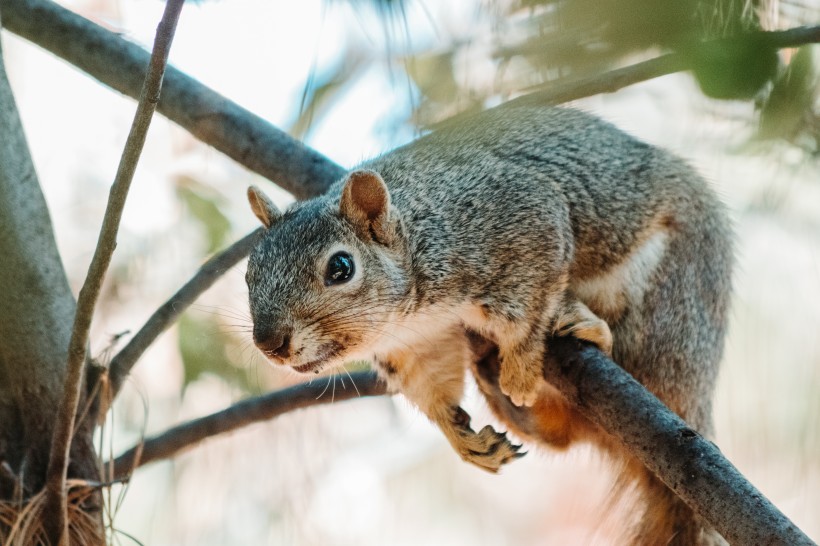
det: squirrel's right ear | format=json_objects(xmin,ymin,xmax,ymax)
[
  {"xmin": 339, "ymin": 170, "xmax": 394, "ymax": 244},
  {"xmin": 247, "ymin": 185, "xmax": 282, "ymax": 228}
]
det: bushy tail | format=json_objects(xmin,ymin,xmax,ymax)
[{"xmin": 603, "ymin": 453, "xmax": 726, "ymax": 546}]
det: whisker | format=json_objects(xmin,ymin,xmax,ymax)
[
  {"xmin": 342, "ymin": 366, "xmax": 362, "ymax": 397},
  {"xmin": 316, "ymin": 375, "xmax": 333, "ymax": 400}
]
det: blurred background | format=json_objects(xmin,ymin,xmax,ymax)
[{"xmin": 3, "ymin": 0, "xmax": 819, "ymax": 543}]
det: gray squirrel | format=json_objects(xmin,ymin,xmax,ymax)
[{"xmin": 245, "ymin": 105, "xmax": 732, "ymax": 545}]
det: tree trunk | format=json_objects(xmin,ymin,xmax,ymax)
[{"xmin": 0, "ymin": 17, "xmax": 101, "ymax": 540}]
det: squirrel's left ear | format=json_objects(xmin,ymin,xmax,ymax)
[
  {"xmin": 247, "ymin": 185, "xmax": 282, "ymax": 228},
  {"xmin": 339, "ymin": 170, "xmax": 393, "ymax": 244}
]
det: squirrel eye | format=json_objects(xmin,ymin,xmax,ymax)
[{"xmin": 325, "ymin": 252, "xmax": 355, "ymax": 285}]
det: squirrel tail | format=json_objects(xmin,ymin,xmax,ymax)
[{"xmin": 606, "ymin": 454, "xmax": 726, "ymax": 546}]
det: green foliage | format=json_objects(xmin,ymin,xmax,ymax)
[
  {"xmin": 176, "ymin": 179, "xmax": 231, "ymax": 254},
  {"xmin": 177, "ymin": 313, "xmax": 261, "ymax": 395},
  {"xmin": 689, "ymin": 34, "xmax": 779, "ymax": 99},
  {"xmin": 759, "ymin": 46, "xmax": 819, "ymax": 151},
  {"xmin": 321, "ymin": 0, "xmax": 816, "ymax": 150}
]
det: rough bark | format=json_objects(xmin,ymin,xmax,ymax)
[
  {"xmin": 0, "ymin": 5, "xmax": 99, "ymax": 523},
  {"xmin": 0, "ymin": 0, "xmax": 346, "ymax": 200}
]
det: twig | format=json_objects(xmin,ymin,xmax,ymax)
[
  {"xmin": 470, "ymin": 335, "xmax": 815, "ymax": 546},
  {"xmin": 0, "ymin": 0, "xmax": 347, "ymax": 199},
  {"xmin": 111, "ymin": 371, "xmax": 386, "ymax": 478},
  {"xmin": 506, "ymin": 53, "xmax": 687, "ymax": 109},
  {"xmin": 514, "ymin": 25, "xmax": 820, "ymax": 108},
  {"xmin": 105, "ymin": 228, "xmax": 263, "ymax": 402},
  {"xmin": 761, "ymin": 24, "xmax": 820, "ymax": 48},
  {"xmin": 42, "ymin": 1, "xmax": 185, "ymax": 543},
  {"xmin": 436, "ymin": 25, "xmax": 820, "ymax": 128}
]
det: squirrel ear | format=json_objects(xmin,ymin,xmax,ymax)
[
  {"xmin": 247, "ymin": 185, "xmax": 282, "ymax": 228},
  {"xmin": 339, "ymin": 170, "xmax": 392, "ymax": 243}
]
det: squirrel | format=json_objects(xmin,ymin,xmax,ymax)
[{"xmin": 244, "ymin": 105, "xmax": 732, "ymax": 545}]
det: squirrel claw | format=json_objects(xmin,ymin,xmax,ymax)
[{"xmin": 457, "ymin": 424, "xmax": 526, "ymax": 473}]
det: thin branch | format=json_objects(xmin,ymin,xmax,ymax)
[
  {"xmin": 761, "ymin": 24, "xmax": 820, "ymax": 48},
  {"xmin": 437, "ymin": 25, "xmax": 820, "ymax": 128},
  {"xmin": 469, "ymin": 335, "xmax": 815, "ymax": 546},
  {"xmin": 512, "ymin": 25, "xmax": 820, "ymax": 108},
  {"xmin": 507, "ymin": 53, "xmax": 687, "ymax": 109},
  {"xmin": 0, "ymin": 0, "xmax": 346, "ymax": 199},
  {"xmin": 105, "ymin": 229, "xmax": 263, "ymax": 402},
  {"xmin": 42, "ymin": 1, "xmax": 185, "ymax": 543},
  {"xmin": 109, "ymin": 336, "xmax": 816, "ymax": 543},
  {"xmin": 111, "ymin": 371, "xmax": 386, "ymax": 478}
]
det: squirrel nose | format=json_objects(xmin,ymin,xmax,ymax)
[{"xmin": 253, "ymin": 326, "xmax": 292, "ymax": 359}]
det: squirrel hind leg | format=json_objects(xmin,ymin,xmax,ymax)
[{"xmin": 553, "ymin": 299, "xmax": 613, "ymax": 355}]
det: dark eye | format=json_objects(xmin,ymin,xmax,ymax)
[{"xmin": 325, "ymin": 252, "xmax": 355, "ymax": 285}]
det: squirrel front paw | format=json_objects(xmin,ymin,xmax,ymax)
[{"xmin": 499, "ymin": 354, "xmax": 541, "ymax": 407}]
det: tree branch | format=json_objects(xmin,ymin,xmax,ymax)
[
  {"xmin": 105, "ymin": 229, "xmax": 263, "ymax": 402},
  {"xmin": 513, "ymin": 25, "xmax": 820, "ymax": 108},
  {"xmin": 3, "ymin": 0, "xmax": 815, "ymax": 201},
  {"xmin": 436, "ymin": 25, "xmax": 820, "ymax": 129},
  {"xmin": 469, "ymin": 335, "xmax": 815, "ymax": 546},
  {"xmin": 42, "ymin": 1, "xmax": 185, "ymax": 542},
  {"xmin": 111, "ymin": 371, "xmax": 386, "ymax": 478},
  {"xmin": 4, "ymin": 3, "xmax": 813, "ymax": 539},
  {"xmin": 0, "ymin": 0, "xmax": 346, "ymax": 199},
  {"xmin": 110, "ymin": 337, "xmax": 815, "ymax": 544}
]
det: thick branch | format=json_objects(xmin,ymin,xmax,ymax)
[
  {"xmin": 4, "ymin": 0, "xmax": 816, "ymax": 201},
  {"xmin": 470, "ymin": 335, "xmax": 814, "ymax": 546},
  {"xmin": 112, "ymin": 371, "xmax": 386, "ymax": 478},
  {"xmin": 0, "ymin": 0, "xmax": 346, "ymax": 199},
  {"xmin": 110, "ymin": 337, "xmax": 814, "ymax": 543},
  {"xmin": 106, "ymin": 229, "xmax": 263, "ymax": 400},
  {"xmin": 43, "ymin": 2, "xmax": 185, "ymax": 542}
]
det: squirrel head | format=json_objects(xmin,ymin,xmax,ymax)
[{"xmin": 245, "ymin": 170, "xmax": 410, "ymax": 374}]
